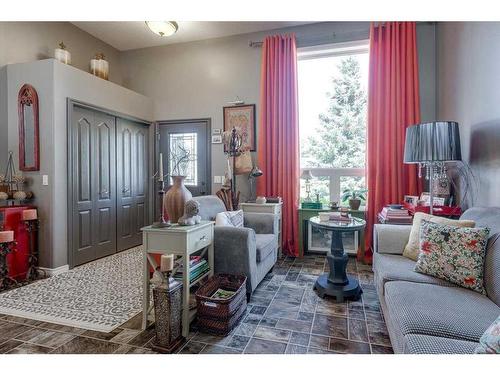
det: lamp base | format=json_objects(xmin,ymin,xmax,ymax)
[{"xmin": 150, "ymin": 336, "xmax": 185, "ymax": 354}]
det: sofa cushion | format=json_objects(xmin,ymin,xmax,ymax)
[
  {"xmin": 255, "ymin": 234, "xmax": 277, "ymax": 263},
  {"xmin": 403, "ymin": 334, "xmax": 478, "ymax": 354},
  {"xmin": 414, "ymin": 221, "xmax": 490, "ymax": 293},
  {"xmin": 384, "ymin": 281, "xmax": 500, "ymax": 342},
  {"xmin": 461, "ymin": 207, "xmax": 500, "ymax": 306},
  {"xmin": 474, "ymin": 315, "xmax": 500, "ymax": 354},
  {"xmin": 373, "ymin": 251, "xmax": 454, "ymax": 296},
  {"xmin": 403, "ymin": 212, "xmax": 475, "ymax": 261},
  {"xmin": 215, "ymin": 210, "xmax": 244, "ymax": 227}
]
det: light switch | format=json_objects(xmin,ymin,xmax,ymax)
[
  {"xmin": 42, "ymin": 175, "xmax": 49, "ymax": 186},
  {"xmin": 214, "ymin": 176, "xmax": 222, "ymax": 184}
]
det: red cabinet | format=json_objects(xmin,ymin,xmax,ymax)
[{"xmin": 0, "ymin": 205, "xmax": 35, "ymax": 280}]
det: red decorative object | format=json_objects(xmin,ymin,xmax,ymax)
[
  {"xmin": 0, "ymin": 205, "xmax": 35, "ymax": 280},
  {"xmin": 365, "ymin": 22, "xmax": 422, "ymax": 264},
  {"xmin": 257, "ymin": 34, "xmax": 300, "ymax": 256},
  {"xmin": 18, "ymin": 84, "xmax": 40, "ymax": 171},
  {"xmin": 403, "ymin": 202, "xmax": 462, "ymax": 217}
]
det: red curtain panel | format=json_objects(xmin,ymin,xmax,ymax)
[
  {"xmin": 257, "ymin": 34, "xmax": 300, "ymax": 257},
  {"xmin": 364, "ymin": 22, "xmax": 422, "ymax": 263}
]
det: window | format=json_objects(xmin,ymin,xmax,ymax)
[
  {"xmin": 298, "ymin": 40, "xmax": 369, "ymax": 205},
  {"xmin": 169, "ymin": 132, "xmax": 198, "ymax": 186}
]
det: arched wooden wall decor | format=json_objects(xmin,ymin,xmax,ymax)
[{"xmin": 18, "ymin": 84, "xmax": 40, "ymax": 171}]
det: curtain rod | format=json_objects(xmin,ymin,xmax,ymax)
[{"xmin": 248, "ymin": 22, "xmax": 435, "ymax": 48}]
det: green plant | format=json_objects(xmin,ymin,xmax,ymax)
[{"xmin": 341, "ymin": 188, "xmax": 367, "ymax": 202}]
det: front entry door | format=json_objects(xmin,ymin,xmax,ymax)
[{"xmin": 158, "ymin": 120, "xmax": 210, "ymax": 197}]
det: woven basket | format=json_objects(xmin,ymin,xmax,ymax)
[
  {"xmin": 195, "ymin": 273, "xmax": 247, "ymax": 319},
  {"xmin": 197, "ymin": 299, "xmax": 247, "ymax": 336}
]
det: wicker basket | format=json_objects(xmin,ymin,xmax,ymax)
[
  {"xmin": 195, "ymin": 273, "xmax": 247, "ymax": 319},
  {"xmin": 196, "ymin": 299, "xmax": 247, "ymax": 336}
]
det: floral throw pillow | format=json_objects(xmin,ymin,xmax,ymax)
[
  {"xmin": 475, "ymin": 315, "xmax": 500, "ymax": 354},
  {"xmin": 414, "ymin": 220, "xmax": 490, "ymax": 293}
]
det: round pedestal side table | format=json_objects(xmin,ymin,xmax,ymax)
[{"xmin": 310, "ymin": 216, "xmax": 366, "ymax": 302}]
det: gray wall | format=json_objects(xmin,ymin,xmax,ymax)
[
  {"xmin": 121, "ymin": 22, "xmax": 436, "ymax": 200},
  {"xmin": 0, "ymin": 66, "xmax": 7, "ymax": 172},
  {"xmin": 5, "ymin": 59, "xmax": 153, "ymax": 269},
  {"xmin": 437, "ymin": 22, "xmax": 500, "ymax": 207},
  {"xmin": 0, "ymin": 22, "xmax": 123, "ymax": 84}
]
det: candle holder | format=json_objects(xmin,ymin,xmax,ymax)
[
  {"xmin": 152, "ymin": 180, "xmax": 171, "ymax": 228},
  {"xmin": 151, "ymin": 269, "xmax": 184, "ymax": 353},
  {"xmin": 24, "ymin": 219, "xmax": 45, "ymax": 281},
  {"xmin": 0, "ymin": 241, "xmax": 18, "ymax": 291}
]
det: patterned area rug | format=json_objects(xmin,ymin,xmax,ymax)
[{"xmin": 0, "ymin": 246, "xmax": 143, "ymax": 333}]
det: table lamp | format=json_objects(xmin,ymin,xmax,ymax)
[
  {"xmin": 248, "ymin": 165, "xmax": 263, "ymax": 202},
  {"xmin": 403, "ymin": 121, "xmax": 462, "ymax": 215},
  {"xmin": 300, "ymin": 169, "xmax": 314, "ymax": 202}
]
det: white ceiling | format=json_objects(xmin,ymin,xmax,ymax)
[{"xmin": 72, "ymin": 21, "xmax": 309, "ymax": 51}]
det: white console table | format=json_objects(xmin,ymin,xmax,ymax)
[
  {"xmin": 240, "ymin": 202, "xmax": 283, "ymax": 254},
  {"xmin": 141, "ymin": 221, "xmax": 214, "ymax": 337}
]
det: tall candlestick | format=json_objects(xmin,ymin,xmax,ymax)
[
  {"xmin": 159, "ymin": 153, "xmax": 164, "ymax": 182},
  {"xmin": 160, "ymin": 254, "xmax": 174, "ymax": 272},
  {"xmin": 22, "ymin": 209, "xmax": 38, "ymax": 221},
  {"xmin": 0, "ymin": 231, "xmax": 14, "ymax": 243}
]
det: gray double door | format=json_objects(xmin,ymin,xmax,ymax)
[{"xmin": 70, "ymin": 105, "xmax": 150, "ymax": 266}]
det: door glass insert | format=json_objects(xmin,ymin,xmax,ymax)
[{"xmin": 169, "ymin": 132, "xmax": 198, "ymax": 186}]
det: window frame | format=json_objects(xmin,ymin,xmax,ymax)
[{"xmin": 297, "ymin": 39, "xmax": 369, "ymax": 205}]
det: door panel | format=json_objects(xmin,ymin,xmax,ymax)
[
  {"xmin": 116, "ymin": 118, "xmax": 149, "ymax": 251},
  {"xmin": 158, "ymin": 121, "xmax": 210, "ymax": 197},
  {"xmin": 93, "ymin": 112, "xmax": 116, "ymax": 257},
  {"xmin": 71, "ymin": 106, "xmax": 116, "ymax": 266}
]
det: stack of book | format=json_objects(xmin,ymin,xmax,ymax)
[
  {"xmin": 378, "ymin": 206, "xmax": 413, "ymax": 224},
  {"xmin": 174, "ymin": 256, "xmax": 210, "ymax": 283},
  {"xmin": 329, "ymin": 212, "xmax": 351, "ymax": 223}
]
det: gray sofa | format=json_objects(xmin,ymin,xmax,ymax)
[
  {"xmin": 193, "ymin": 195, "xmax": 279, "ymax": 298},
  {"xmin": 373, "ymin": 207, "xmax": 500, "ymax": 354}
]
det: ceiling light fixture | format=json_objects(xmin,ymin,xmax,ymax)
[{"xmin": 145, "ymin": 21, "xmax": 179, "ymax": 37}]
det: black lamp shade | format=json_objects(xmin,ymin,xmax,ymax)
[{"xmin": 404, "ymin": 121, "xmax": 462, "ymax": 163}]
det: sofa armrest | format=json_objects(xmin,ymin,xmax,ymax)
[
  {"xmin": 214, "ymin": 226, "xmax": 257, "ymax": 275},
  {"xmin": 243, "ymin": 212, "xmax": 278, "ymax": 235},
  {"xmin": 373, "ymin": 224, "xmax": 412, "ymax": 255}
]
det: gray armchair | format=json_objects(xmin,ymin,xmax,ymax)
[{"xmin": 193, "ymin": 195, "xmax": 279, "ymax": 298}]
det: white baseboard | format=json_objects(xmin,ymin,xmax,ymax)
[{"xmin": 39, "ymin": 265, "xmax": 69, "ymax": 277}]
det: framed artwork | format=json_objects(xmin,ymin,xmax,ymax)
[
  {"xmin": 404, "ymin": 195, "xmax": 419, "ymax": 205},
  {"xmin": 223, "ymin": 104, "xmax": 256, "ymax": 152},
  {"xmin": 211, "ymin": 134, "xmax": 222, "ymax": 144}
]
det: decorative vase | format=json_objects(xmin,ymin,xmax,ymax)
[
  {"xmin": 54, "ymin": 42, "xmax": 71, "ymax": 65},
  {"xmin": 90, "ymin": 53, "xmax": 109, "ymax": 80},
  {"xmin": 256, "ymin": 196, "xmax": 267, "ymax": 204},
  {"xmin": 164, "ymin": 176, "xmax": 192, "ymax": 224},
  {"xmin": 349, "ymin": 198, "xmax": 361, "ymax": 211}
]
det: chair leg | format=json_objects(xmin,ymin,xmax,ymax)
[{"xmin": 246, "ymin": 292, "xmax": 251, "ymax": 303}]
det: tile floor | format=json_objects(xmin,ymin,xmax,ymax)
[{"xmin": 0, "ymin": 254, "xmax": 393, "ymax": 354}]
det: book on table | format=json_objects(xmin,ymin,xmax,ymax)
[{"xmin": 174, "ymin": 257, "xmax": 210, "ymax": 282}]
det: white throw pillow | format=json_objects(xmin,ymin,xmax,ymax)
[{"xmin": 215, "ymin": 210, "xmax": 244, "ymax": 228}]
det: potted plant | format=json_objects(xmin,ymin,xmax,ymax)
[{"xmin": 341, "ymin": 189, "xmax": 367, "ymax": 210}]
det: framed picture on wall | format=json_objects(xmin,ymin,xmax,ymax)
[{"xmin": 223, "ymin": 104, "xmax": 256, "ymax": 152}]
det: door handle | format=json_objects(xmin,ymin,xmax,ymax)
[
  {"xmin": 101, "ymin": 189, "xmax": 109, "ymax": 196},
  {"xmin": 122, "ymin": 187, "xmax": 130, "ymax": 194}
]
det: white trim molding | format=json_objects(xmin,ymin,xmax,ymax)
[{"xmin": 39, "ymin": 264, "xmax": 69, "ymax": 277}]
